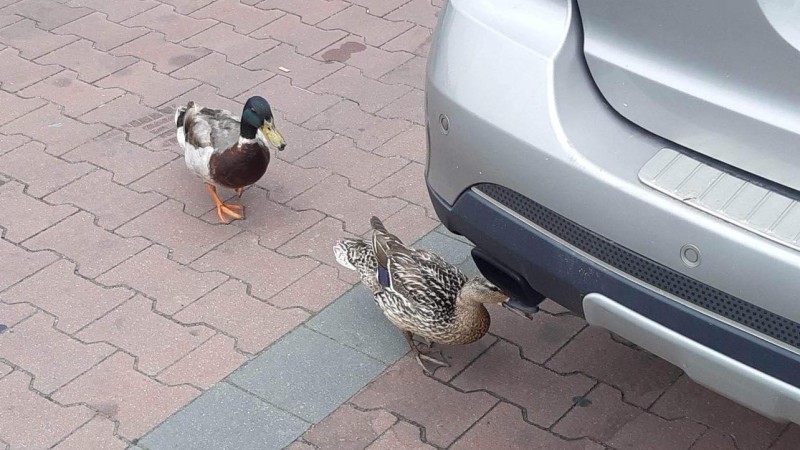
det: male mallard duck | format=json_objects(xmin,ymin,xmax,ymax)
[
  {"xmin": 175, "ymin": 96, "xmax": 286, "ymax": 223},
  {"xmin": 334, "ymin": 217, "xmax": 510, "ymax": 374}
]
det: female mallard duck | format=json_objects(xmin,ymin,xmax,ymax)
[
  {"xmin": 334, "ymin": 217, "xmax": 510, "ymax": 374},
  {"xmin": 175, "ymin": 96, "xmax": 286, "ymax": 223}
]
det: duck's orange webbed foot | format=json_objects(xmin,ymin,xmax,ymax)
[{"xmin": 206, "ymin": 183, "xmax": 245, "ymax": 223}]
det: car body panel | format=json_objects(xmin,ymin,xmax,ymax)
[{"xmin": 577, "ymin": 0, "xmax": 800, "ymax": 192}]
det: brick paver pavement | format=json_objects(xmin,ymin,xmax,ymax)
[{"xmin": 0, "ymin": 1, "xmax": 795, "ymax": 449}]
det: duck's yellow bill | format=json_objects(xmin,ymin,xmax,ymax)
[{"xmin": 261, "ymin": 121, "xmax": 286, "ymax": 150}]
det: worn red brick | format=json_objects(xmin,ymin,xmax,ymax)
[
  {"xmin": 0, "ymin": 19, "xmax": 78, "ymax": 59},
  {"xmin": 0, "ymin": 48, "xmax": 60, "ymax": 92},
  {"xmin": 0, "ymin": 141, "xmax": 94, "ymax": 197},
  {"xmin": 53, "ymin": 352, "xmax": 200, "ymax": 439},
  {"xmin": 319, "ymin": 5, "xmax": 413, "ymax": 47},
  {"xmin": 689, "ymin": 429, "xmax": 739, "ymax": 450},
  {"xmin": 312, "ymin": 66, "xmax": 411, "ymax": 113},
  {"xmin": 0, "ymin": 133, "xmax": 29, "ymax": 156},
  {"xmin": 157, "ymin": 334, "xmax": 247, "ymax": 389},
  {"xmin": 97, "ymin": 61, "xmax": 199, "ymax": 107},
  {"xmin": 386, "ymin": 0, "xmax": 439, "ymax": 28},
  {"xmin": 211, "ymin": 193, "xmax": 324, "ymax": 249},
  {"xmin": 319, "ymin": 37, "xmax": 414, "ymax": 79},
  {"xmin": 452, "ymin": 402, "xmax": 603, "ymax": 450},
  {"xmin": 159, "ymin": 0, "xmax": 214, "ymax": 14},
  {"xmin": 771, "ymin": 425, "xmax": 800, "ymax": 450},
  {"xmin": 374, "ymin": 123, "xmax": 426, "ymax": 163},
  {"xmin": 192, "ymin": 232, "xmax": 318, "ymax": 299},
  {"xmin": 240, "ymin": 74, "xmax": 340, "ymax": 125},
  {"xmin": 1, "ymin": 104, "xmax": 109, "ymax": 156},
  {"xmin": 46, "ymin": 170, "xmax": 166, "ymax": 230},
  {"xmin": 607, "ymin": 412, "xmax": 706, "ymax": 450},
  {"xmin": 0, "ymin": 90, "xmax": 47, "ymax": 127},
  {"xmin": 367, "ymin": 421, "xmax": 433, "ymax": 450},
  {"xmin": 122, "ymin": 4, "xmax": 215, "ymax": 42},
  {"xmin": 255, "ymin": 157, "xmax": 331, "ymax": 204},
  {"xmin": 305, "ymin": 100, "xmax": 411, "ymax": 151},
  {"xmin": 256, "ymin": 0, "xmax": 347, "ymax": 25},
  {"xmin": 111, "ymin": 31, "xmax": 211, "ymax": 73},
  {"xmin": 116, "ymin": 199, "xmax": 239, "ymax": 264},
  {"xmin": 430, "ymin": 334, "xmax": 496, "ymax": 383},
  {"xmin": 489, "ymin": 305, "xmax": 586, "ymax": 364},
  {"xmin": 368, "ymin": 161, "xmax": 430, "ymax": 208},
  {"xmin": 0, "ymin": 238, "xmax": 57, "ymax": 291},
  {"xmin": 98, "ymin": 244, "xmax": 227, "ymax": 315},
  {"xmin": 452, "ymin": 340, "xmax": 595, "ymax": 427},
  {"xmin": 53, "ymin": 415, "xmax": 127, "ymax": 450},
  {"xmin": 24, "ymin": 211, "xmax": 149, "ymax": 277},
  {"xmin": 270, "ymin": 264, "xmax": 353, "ymax": 312},
  {"xmin": 547, "ymin": 326, "xmax": 683, "ymax": 408},
  {"xmin": 64, "ymin": 130, "xmax": 175, "ymax": 185},
  {"xmin": 173, "ymin": 51, "xmax": 275, "ymax": 97},
  {"xmin": 0, "ymin": 311, "xmax": 115, "ymax": 394},
  {"xmin": 278, "ymin": 216, "xmax": 362, "ymax": 283},
  {"xmin": 53, "ymin": 12, "xmax": 149, "ymax": 51},
  {"xmin": 0, "ymin": 180, "xmax": 76, "ymax": 243},
  {"xmin": 167, "ymin": 83, "xmax": 243, "ymax": 119},
  {"xmin": 77, "ymin": 295, "xmax": 214, "ymax": 375},
  {"xmin": 130, "ymin": 158, "xmax": 219, "ymax": 216},
  {"xmin": 304, "ymin": 404, "xmax": 397, "ymax": 450},
  {"xmin": 0, "ymin": 301, "xmax": 36, "ymax": 329},
  {"xmin": 64, "ymin": 0, "xmax": 160, "ymax": 23},
  {"xmin": 250, "ymin": 14, "xmax": 348, "ymax": 56},
  {"xmin": 650, "ymin": 376, "xmax": 783, "ymax": 450},
  {"xmin": 36, "ymin": 40, "xmax": 137, "ymax": 83},
  {"xmin": 1, "ymin": 0, "xmax": 91, "ymax": 30},
  {"xmin": 347, "ymin": 0, "xmax": 411, "ymax": 17},
  {"xmin": 173, "ymin": 279, "xmax": 309, "ymax": 354},
  {"xmin": 377, "ymin": 88, "xmax": 424, "ymax": 124},
  {"xmin": 382, "ymin": 25, "xmax": 432, "ymax": 56},
  {"xmin": 192, "ymin": 0, "xmax": 283, "ymax": 33},
  {"xmin": 2, "ymin": 259, "xmax": 134, "ymax": 333},
  {"xmin": 352, "ymin": 357, "xmax": 498, "ymax": 448},
  {"xmin": 19, "ymin": 70, "xmax": 125, "ymax": 117},
  {"xmin": 0, "ymin": 371, "xmax": 94, "ymax": 448},
  {"xmin": 263, "ymin": 117, "xmax": 334, "ymax": 162},
  {"xmin": 290, "ymin": 175, "xmax": 406, "ymax": 234},
  {"xmin": 380, "ymin": 55, "xmax": 426, "ymax": 90},
  {"xmin": 244, "ymin": 43, "xmax": 344, "ymax": 89},
  {"xmin": 552, "ymin": 383, "xmax": 642, "ymax": 442},
  {"xmin": 297, "ymin": 136, "xmax": 406, "ymax": 190}
]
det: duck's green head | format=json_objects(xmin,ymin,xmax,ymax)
[{"xmin": 242, "ymin": 96, "xmax": 286, "ymax": 151}]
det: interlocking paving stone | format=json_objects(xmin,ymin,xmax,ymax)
[
  {"xmin": 0, "ymin": 19, "xmax": 78, "ymax": 59},
  {"xmin": 141, "ymin": 382, "xmax": 309, "ymax": 450},
  {"xmin": 52, "ymin": 415, "xmax": 128, "ymax": 450},
  {"xmin": 229, "ymin": 326, "xmax": 386, "ymax": 422},
  {"xmin": 307, "ymin": 286, "xmax": 409, "ymax": 364},
  {"xmin": 303, "ymin": 403, "xmax": 396, "ymax": 449}
]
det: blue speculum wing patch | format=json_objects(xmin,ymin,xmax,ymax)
[{"xmin": 377, "ymin": 265, "xmax": 391, "ymax": 288}]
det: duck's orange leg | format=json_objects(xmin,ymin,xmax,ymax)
[{"xmin": 206, "ymin": 183, "xmax": 244, "ymax": 223}]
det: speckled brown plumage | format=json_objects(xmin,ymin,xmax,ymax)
[{"xmin": 334, "ymin": 217, "xmax": 508, "ymax": 372}]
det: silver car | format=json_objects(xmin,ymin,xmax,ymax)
[{"xmin": 425, "ymin": 0, "xmax": 800, "ymax": 423}]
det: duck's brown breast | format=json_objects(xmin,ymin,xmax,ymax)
[{"xmin": 209, "ymin": 143, "xmax": 270, "ymax": 189}]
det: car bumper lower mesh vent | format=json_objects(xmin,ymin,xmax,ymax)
[{"xmin": 475, "ymin": 183, "xmax": 800, "ymax": 350}]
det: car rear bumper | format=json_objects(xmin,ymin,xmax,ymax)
[{"xmin": 429, "ymin": 184, "xmax": 800, "ymax": 423}]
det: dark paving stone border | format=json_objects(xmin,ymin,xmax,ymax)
[{"xmin": 138, "ymin": 228, "xmax": 475, "ymax": 450}]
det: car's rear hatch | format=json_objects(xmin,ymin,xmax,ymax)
[{"xmin": 576, "ymin": 0, "xmax": 800, "ymax": 192}]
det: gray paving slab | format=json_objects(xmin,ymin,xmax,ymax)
[
  {"xmin": 228, "ymin": 326, "xmax": 387, "ymax": 423},
  {"xmin": 306, "ymin": 285, "xmax": 409, "ymax": 364},
  {"xmin": 139, "ymin": 383, "xmax": 309, "ymax": 450},
  {"xmin": 415, "ymin": 230, "xmax": 473, "ymax": 265}
]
